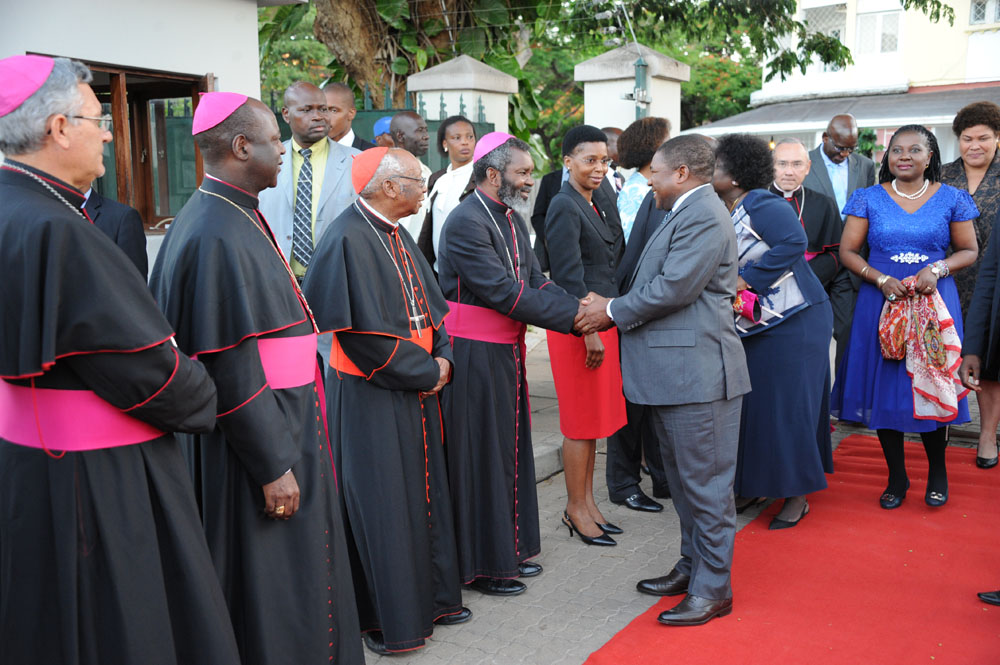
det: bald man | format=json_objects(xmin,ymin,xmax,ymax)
[
  {"xmin": 392, "ymin": 110, "xmax": 433, "ymax": 237},
  {"xmin": 803, "ymin": 113, "xmax": 876, "ymax": 372},
  {"xmin": 324, "ymin": 82, "xmax": 375, "ymax": 151},
  {"xmin": 258, "ymin": 81, "xmax": 359, "ymax": 281}
]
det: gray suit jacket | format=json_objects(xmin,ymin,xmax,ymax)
[
  {"xmin": 610, "ymin": 185, "xmax": 750, "ymax": 407},
  {"xmin": 802, "ymin": 146, "xmax": 876, "ymax": 216},
  {"xmin": 258, "ymin": 137, "xmax": 360, "ymax": 261}
]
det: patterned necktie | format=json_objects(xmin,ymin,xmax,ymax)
[{"xmin": 292, "ymin": 147, "xmax": 313, "ymax": 268}]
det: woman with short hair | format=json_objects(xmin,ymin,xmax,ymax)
[
  {"xmin": 417, "ymin": 115, "xmax": 476, "ymax": 269},
  {"xmin": 941, "ymin": 101, "xmax": 1000, "ymax": 467}
]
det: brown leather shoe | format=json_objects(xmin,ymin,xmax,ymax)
[
  {"xmin": 636, "ymin": 569, "xmax": 690, "ymax": 597},
  {"xmin": 657, "ymin": 594, "xmax": 733, "ymax": 626}
]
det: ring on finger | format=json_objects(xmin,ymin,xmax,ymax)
[{"xmin": 274, "ymin": 505, "xmax": 285, "ymax": 515}]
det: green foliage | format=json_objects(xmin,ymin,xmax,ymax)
[
  {"xmin": 857, "ymin": 128, "xmax": 885, "ymax": 160},
  {"xmin": 258, "ymin": 5, "xmax": 333, "ymax": 106}
]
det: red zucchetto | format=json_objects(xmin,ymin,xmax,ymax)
[{"xmin": 352, "ymin": 147, "xmax": 390, "ymax": 195}]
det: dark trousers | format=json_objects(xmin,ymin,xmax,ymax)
[
  {"xmin": 830, "ymin": 268, "xmax": 858, "ymax": 373},
  {"xmin": 606, "ymin": 398, "xmax": 669, "ymax": 502},
  {"xmin": 651, "ymin": 395, "xmax": 742, "ymax": 600}
]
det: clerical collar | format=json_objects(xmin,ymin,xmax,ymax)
[
  {"xmin": 475, "ymin": 187, "xmax": 509, "ymax": 213},
  {"xmin": 202, "ymin": 173, "xmax": 259, "ymax": 209},
  {"xmin": 771, "ymin": 182, "xmax": 802, "ymax": 198},
  {"xmin": 357, "ymin": 197, "xmax": 398, "ymax": 230},
  {"xmin": 1, "ymin": 158, "xmax": 87, "ymax": 206}
]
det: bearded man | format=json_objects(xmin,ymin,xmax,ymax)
[{"xmin": 436, "ymin": 133, "xmax": 582, "ymax": 596}]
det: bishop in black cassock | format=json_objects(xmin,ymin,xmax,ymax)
[
  {"xmin": 149, "ymin": 94, "xmax": 362, "ymax": 665},
  {"xmin": 0, "ymin": 55, "xmax": 240, "ymax": 665},
  {"xmin": 302, "ymin": 147, "xmax": 469, "ymax": 656},
  {"xmin": 437, "ymin": 134, "xmax": 580, "ymax": 595}
]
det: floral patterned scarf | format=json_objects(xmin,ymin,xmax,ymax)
[{"xmin": 879, "ymin": 276, "xmax": 968, "ymax": 421}]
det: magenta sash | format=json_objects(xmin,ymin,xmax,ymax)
[
  {"xmin": 0, "ymin": 379, "xmax": 164, "ymax": 451},
  {"xmin": 258, "ymin": 333, "xmax": 317, "ymax": 389},
  {"xmin": 446, "ymin": 301, "xmax": 525, "ymax": 344}
]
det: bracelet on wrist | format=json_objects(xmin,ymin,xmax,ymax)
[
  {"xmin": 860, "ymin": 265, "xmax": 871, "ymax": 280},
  {"xmin": 877, "ymin": 274, "xmax": 889, "ymax": 289},
  {"xmin": 930, "ymin": 260, "xmax": 949, "ymax": 278}
]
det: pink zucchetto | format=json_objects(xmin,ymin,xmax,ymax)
[
  {"xmin": 473, "ymin": 131, "xmax": 515, "ymax": 163},
  {"xmin": 0, "ymin": 55, "xmax": 55, "ymax": 118},
  {"xmin": 192, "ymin": 92, "xmax": 249, "ymax": 135},
  {"xmin": 352, "ymin": 147, "xmax": 390, "ymax": 195}
]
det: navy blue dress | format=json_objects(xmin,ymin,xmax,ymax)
[
  {"xmin": 733, "ymin": 190, "xmax": 834, "ymax": 498},
  {"xmin": 831, "ymin": 183, "xmax": 978, "ymax": 432}
]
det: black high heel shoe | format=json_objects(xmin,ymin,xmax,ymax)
[
  {"xmin": 597, "ymin": 521, "xmax": 623, "ymax": 535},
  {"xmin": 562, "ymin": 511, "xmax": 616, "ymax": 546},
  {"xmin": 976, "ymin": 441, "xmax": 998, "ymax": 469}
]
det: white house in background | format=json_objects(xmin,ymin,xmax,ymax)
[
  {"xmin": 692, "ymin": 0, "xmax": 1000, "ymax": 162},
  {"xmin": 1, "ymin": 0, "xmax": 302, "ymax": 259}
]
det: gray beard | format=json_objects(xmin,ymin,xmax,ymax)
[{"xmin": 499, "ymin": 179, "xmax": 532, "ymax": 219}]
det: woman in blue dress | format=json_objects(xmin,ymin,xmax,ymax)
[
  {"xmin": 832, "ymin": 125, "xmax": 979, "ymax": 509},
  {"xmin": 713, "ymin": 134, "xmax": 834, "ymax": 530}
]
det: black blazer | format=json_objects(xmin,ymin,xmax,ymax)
[
  {"xmin": 963, "ymin": 208, "xmax": 1000, "ymax": 376},
  {"xmin": 530, "ymin": 169, "xmax": 563, "ymax": 270},
  {"xmin": 85, "ymin": 189, "xmax": 148, "ymax": 280},
  {"xmin": 545, "ymin": 180, "xmax": 624, "ymax": 298},
  {"xmin": 616, "ymin": 189, "xmax": 664, "ymax": 292},
  {"xmin": 351, "ymin": 133, "xmax": 376, "ymax": 151}
]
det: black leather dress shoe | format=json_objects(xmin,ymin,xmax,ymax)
[
  {"xmin": 434, "ymin": 607, "xmax": 472, "ymax": 625},
  {"xmin": 613, "ymin": 492, "xmax": 663, "ymax": 512},
  {"xmin": 657, "ymin": 594, "xmax": 733, "ymax": 626},
  {"xmin": 518, "ymin": 561, "xmax": 543, "ymax": 577},
  {"xmin": 978, "ymin": 590, "xmax": 1000, "ymax": 606},
  {"xmin": 636, "ymin": 569, "xmax": 690, "ymax": 597},
  {"xmin": 469, "ymin": 577, "xmax": 527, "ymax": 596},
  {"xmin": 363, "ymin": 631, "xmax": 391, "ymax": 655},
  {"xmin": 597, "ymin": 521, "xmax": 623, "ymax": 535}
]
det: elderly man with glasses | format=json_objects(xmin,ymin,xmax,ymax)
[{"xmin": 803, "ymin": 114, "xmax": 877, "ymax": 373}]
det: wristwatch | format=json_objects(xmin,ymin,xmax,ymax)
[{"xmin": 930, "ymin": 263, "xmax": 944, "ymax": 277}]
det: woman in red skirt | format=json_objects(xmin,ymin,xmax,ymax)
[{"xmin": 544, "ymin": 125, "xmax": 628, "ymax": 546}]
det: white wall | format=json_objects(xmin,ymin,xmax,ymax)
[
  {"xmin": 583, "ymin": 78, "xmax": 683, "ymax": 134},
  {"xmin": 0, "ymin": 0, "xmax": 262, "ymax": 96}
]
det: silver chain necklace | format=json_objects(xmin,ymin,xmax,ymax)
[
  {"xmin": 474, "ymin": 191, "xmax": 518, "ymax": 278},
  {"xmin": 3, "ymin": 161, "xmax": 88, "ymax": 221},
  {"xmin": 354, "ymin": 201, "xmax": 426, "ymax": 335}
]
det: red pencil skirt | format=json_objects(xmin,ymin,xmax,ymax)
[{"xmin": 546, "ymin": 327, "xmax": 627, "ymax": 440}]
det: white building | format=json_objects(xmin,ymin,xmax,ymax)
[
  {"xmin": 693, "ymin": 0, "xmax": 1000, "ymax": 162},
  {"xmin": 2, "ymin": 0, "xmax": 301, "ymax": 245}
]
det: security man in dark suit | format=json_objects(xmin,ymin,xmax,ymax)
[{"xmin": 84, "ymin": 186, "xmax": 148, "ymax": 280}]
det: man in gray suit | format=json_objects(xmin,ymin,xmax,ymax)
[
  {"xmin": 803, "ymin": 113, "xmax": 876, "ymax": 371},
  {"xmin": 576, "ymin": 136, "xmax": 750, "ymax": 626},
  {"xmin": 258, "ymin": 82, "xmax": 359, "ymax": 282}
]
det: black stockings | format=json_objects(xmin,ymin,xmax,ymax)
[{"xmin": 876, "ymin": 428, "xmax": 948, "ymax": 496}]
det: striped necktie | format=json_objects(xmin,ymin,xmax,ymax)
[{"xmin": 292, "ymin": 147, "xmax": 313, "ymax": 268}]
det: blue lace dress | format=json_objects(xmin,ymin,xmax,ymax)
[{"xmin": 831, "ymin": 183, "xmax": 978, "ymax": 432}]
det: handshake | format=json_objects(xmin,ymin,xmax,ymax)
[{"xmin": 574, "ymin": 292, "xmax": 615, "ymax": 335}]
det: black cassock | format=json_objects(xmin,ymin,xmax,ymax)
[
  {"xmin": 0, "ymin": 161, "xmax": 241, "ymax": 665},
  {"xmin": 150, "ymin": 176, "xmax": 362, "ymax": 665},
  {"xmin": 437, "ymin": 190, "xmax": 578, "ymax": 582},
  {"xmin": 769, "ymin": 183, "xmax": 842, "ymax": 290},
  {"xmin": 302, "ymin": 199, "xmax": 464, "ymax": 653}
]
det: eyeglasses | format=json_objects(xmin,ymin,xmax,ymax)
[
  {"xmin": 826, "ymin": 139, "xmax": 855, "ymax": 154},
  {"xmin": 774, "ymin": 160, "xmax": 807, "ymax": 170},
  {"xmin": 71, "ymin": 114, "xmax": 113, "ymax": 132},
  {"xmin": 389, "ymin": 175, "xmax": 424, "ymax": 184},
  {"xmin": 574, "ymin": 156, "xmax": 612, "ymax": 167}
]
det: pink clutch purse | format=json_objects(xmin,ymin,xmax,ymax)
[{"xmin": 734, "ymin": 290, "xmax": 761, "ymax": 323}]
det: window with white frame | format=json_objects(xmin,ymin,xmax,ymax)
[
  {"xmin": 971, "ymin": 0, "xmax": 1000, "ymax": 24},
  {"xmin": 804, "ymin": 4, "xmax": 847, "ymax": 71},
  {"xmin": 857, "ymin": 10, "xmax": 900, "ymax": 54}
]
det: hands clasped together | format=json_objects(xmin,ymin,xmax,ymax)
[
  {"xmin": 879, "ymin": 265, "xmax": 940, "ymax": 303},
  {"xmin": 573, "ymin": 292, "xmax": 615, "ymax": 369}
]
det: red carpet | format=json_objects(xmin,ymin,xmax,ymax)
[{"xmin": 585, "ymin": 435, "xmax": 1000, "ymax": 665}]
